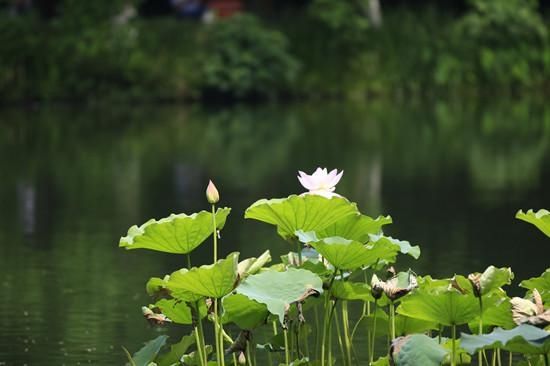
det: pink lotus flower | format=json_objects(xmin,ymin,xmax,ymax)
[{"xmin": 297, "ymin": 168, "xmax": 343, "ymax": 198}]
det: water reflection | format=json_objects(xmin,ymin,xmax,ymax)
[{"xmin": 0, "ymin": 98, "xmax": 549, "ymax": 364}]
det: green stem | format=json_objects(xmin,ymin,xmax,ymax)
[
  {"xmin": 452, "ymin": 324, "xmax": 457, "ymax": 366},
  {"xmin": 508, "ymin": 352, "xmax": 512, "ymax": 366},
  {"xmin": 491, "ymin": 350, "xmax": 496, "ymax": 366},
  {"xmin": 334, "ymin": 309, "xmax": 346, "ymax": 365},
  {"xmin": 284, "ymin": 327, "xmax": 290, "ymax": 366},
  {"xmin": 211, "ymin": 204, "xmax": 218, "ymax": 262},
  {"xmin": 370, "ymin": 300, "xmax": 378, "ymax": 365},
  {"xmin": 246, "ymin": 341, "xmax": 253, "ymax": 366},
  {"xmin": 479, "ymin": 296, "xmax": 483, "ymax": 366},
  {"xmin": 497, "ymin": 348, "xmax": 502, "ymax": 366},
  {"xmin": 389, "ymin": 302, "xmax": 396, "ymax": 341},
  {"xmin": 214, "ymin": 298, "xmax": 225, "ymax": 366},
  {"xmin": 544, "ymin": 353, "xmax": 549, "ymax": 366},
  {"xmin": 321, "ymin": 268, "xmax": 338, "ymax": 366},
  {"xmin": 187, "ymin": 253, "xmax": 192, "ymax": 269},
  {"xmin": 296, "ymin": 239, "xmax": 302, "ymax": 266},
  {"xmin": 195, "ymin": 304, "xmax": 208, "ymax": 365},
  {"xmin": 342, "ymin": 301, "xmax": 352, "ymax": 366},
  {"xmin": 194, "ymin": 327, "xmax": 206, "ymax": 366}
]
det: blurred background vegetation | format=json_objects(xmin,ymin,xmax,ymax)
[{"xmin": 1, "ymin": 0, "xmax": 550, "ymax": 103}]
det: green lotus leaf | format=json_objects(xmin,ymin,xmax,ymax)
[
  {"xmin": 181, "ymin": 345, "xmax": 213, "ymax": 365},
  {"xmin": 308, "ymin": 236, "xmax": 399, "ymax": 270},
  {"xmin": 235, "ymin": 268, "xmax": 323, "ymax": 325},
  {"xmin": 364, "ymin": 308, "xmax": 390, "ymax": 337},
  {"xmin": 166, "ymin": 252, "xmax": 239, "ymax": 299},
  {"xmin": 441, "ymin": 338, "xmax": 471, "ymax": 365},
  {"xmin": 331, "ymin": 280, "xmax": 374, "ymax": 302},
  {"xmin": 237, "ymin": 250, "xmax": 272, "ymax": 278},
  {"xmin": 146, "ymin": 276, "xmax": 170, "ymax": 297},
  {"xmin": 315, "ymin": 214, "xmax": 392, "ymax": 243},
  {"xmin": 398, "ymin": 286, "xmax": 479, "ymax": 326},
  {"xmin": 395, "ymin": 314, "xmax": 439, "ymax": 336},
  {"xmin": 460, "ymin": 324, "xmax": 550, "ymax": 355},
  {"xmin": 516, "ymin": 209, "xmax": 550, "ymax": 238},
  {"xmin": 222, "ymin": 293, "xmax": 269, "ymax": 329},
  {"xmin": 155, "ymin": 333, "xmax": 195, "ymax": 366},
  {"xmin": 154, "ymin": 298, "xmax": 193, "ymax": 325},
  {"xmin": 468, "ymin": 291, "xmax": 515, "ymax": 332},
  {"xmin": 371, "ymin": 356, "xmax": 390, "ymax": 366},
  {"xmin": 244, "ymin": 195, "xmax": 358, "ymax": 240},
  {"xmin": 469, "ymin": 266, "xmax": 514, "ymax": 296},
  {"xmin": 521, "ymin": 268, "xmax": 550, "ymax": 304},
  {"xmin": 369, "ymin": 234, "xmax": 421, "ymax": 260},
  {"xmin": 120, "ymin": 208, "xmax": 231, "ymax": 254},
  {"xmin": 131, "ymin": 335, "xmax": 169, "ymax": 366},
  {"xmin": 392, "ymin": 334, "xmax": 448, "ymax": 366}
]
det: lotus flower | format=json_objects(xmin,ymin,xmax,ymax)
[{"xmin": 297, "ymin": 168, "xmax": 343, "ymax": 198}]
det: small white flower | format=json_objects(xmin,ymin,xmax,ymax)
[{"xmin": 297, "ymin": 168, "xmax": 343, "ymax": 198}]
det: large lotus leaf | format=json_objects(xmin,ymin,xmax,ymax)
[
  {"xmin": 392, "ymin": 334, "xmax": 448, "ymax": 366},
  {"xmin": 120, "ymin": 208, "xmax": 231, "ymax": 254},
  {"xmin": 235, "ymin": 268, "xmax": 323, "ymax": 325},
  {"xmin": 398, "ymin": 287, "xmax": 478, "ymax": 326},
  {"xmin": 369, "ymin": 234, "xmax": 421, "ymax": 260},
  {"xmin": 516, "ymin": 209, "xmax": 550, "ymax": 238},
  {"xmin": 441, "ymin": 339, "xmax": 471, "ymax": 365},
  {"xmin": 395, "ymin": 314, "xmax": 439, "ymax": 336},
  {"xmin": 468, "ymin": 291, "xmax": 515, "ymax": 332},
  {"xmin": 244, "ymin": 195, "xmax": 358, "ymax": 240},
  {"xmin": 166, "ymin": 252, "xmax": 239, "ymax": 299},
  {"xmin": 309, "ymin": 236, "xmax": 399, "ymax": 270},
  {"xmin": 237, "ymin": 250, "xmax": 271, "ymax": 278},
  {"xmin": 331, "ymin": 280, "xmax": 374, "ymax": 302},
  {"xmin": 461, "ymin": 324, "xmax": 550, "ymax": 355},
  {"xmin": 315, "ymin": 214, "xmax": 392, "ymax": 243},
  {"xmin": 521, "ymin": 269, "xmax": 550, "ymax": 304},
  {"xmin": 222, "ymin": 293, "xmax": 269, "ymax": 329},
  {"xmin": 155, "ymin": 333, "xmax": 195, "ymax": 366},
  {"xmin": 131, "ymin": 335, "xmax": 169, "ymax": 366},
  {"xmin": 154, "ymin": 298, "xmax": 193, "ymax": 324}
]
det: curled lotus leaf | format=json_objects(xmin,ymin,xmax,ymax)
[
  {"xmin": 166, "ymin": 252, "xmax": 239, "ymax": 299},
  {"xmin": 511, "ymin": 289, "xmax": 550, "ymax": 328},
  {"xmin": 468, "ymin": 290, "xmax": 515, "ymax": 332},
  {"xmin": 155, "ymin": 333, "xmax": 196, "ymax": 366},
  {"xmin": 244, "ymin": 195, "xmax": 358, "ymax": 240},
  {"xmin": 461, "ymin": 324, "xmax": 550, "ymax": 355},
  {"xmin": 129, "ymin": 335, "xmax": 169, "ymax": 366},
  {"xmin": 468, "ymin": 266, "xmax": 514, "ymax": 297},
  {"xmin": 222, "ymin": 294, "xmax": 269, "ymax": 329},
  {"xmin": 152, "ymin": 298, "xmax": 208, "ymax": 325},
  {"xmin": 315, "ymin": 214, "xmax": 392, "ymax": 243},
  {"xmin": 516, "ymin": 209, "xmax": 550, "ymax": 238},
  {"xmin": 120, "ymin": 208, "xmax": 231, "ymax": 254},
  {"xmin": 391, "ymin": 334, "xmax": 448, "ymax": 366},
  {"xmin": 372, "ymin": 270, "xmax": 418, "ymax": 302},
  {"xmin": 331, "ymin": 280, "xmax": 374, "ymax": 302},
  {"xmin": 235, "ymin": 268, "xmax": 323, "ymax": 325},
  {"xmin": 368, "ymin": 234, "xmax": 421, "ymax": 260},
  {"xmin": 521, "ymin": 268, "xmax": 550, "ymax": 304},
  {"xmin": 237, "ymin": 250, "xmax": 271, "ymax": 278}
]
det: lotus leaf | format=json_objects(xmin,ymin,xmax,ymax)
[
  {"xmin": 131, "ymin": 335, "xmax": 169, "ymax": 366},
  {"xmin": 516, "ymin": 209, "xmax": 550, "ymax": 238},
  {"xmin": 315, "ymin": 214, "xmax": 392, "ymax": 243},
  {"xmin": 181, "ymin": 345, "xmax": 213, "ymax": 365},
  {"xmin": 120, "ymin": 208, "xmax": 231, "ymax": 254},
  {"xmin": 155, "ymin": 333, "xmax": 195, "ymax": 366},
  {"xmin": 368, "ymin": 234, "xmax": 421, "ymax": 260},
  {"xmin": 521, "ymin": 269, "xmax": 550, "ymax": 304},
  {"xmin": 235, "ymin": 268, "xmax": 323, "ymax": 325},
  {"xmin": 461, "ymin": 324, "xmax": 550, "ymax": 355},
  {"xmin": 371, "ymin": 356, "xmax": 390, "ymax": 366},
  {"xmin": 468, "ymin": 291, "xmax": 515, "ymax": 332},
  {"xmin": 391, "ymin": 334, "xmax": 448, "ymax": 366},
  {"xmin": 166, "ymin": 252, "xmax": 239, "ymax": 298},
  {"xmin": 244, "ymin": 195, "xmax": 358, "ymax": 240},
  {"xmin": 306, "ymin": 235, "xmax": 399, "ymax": 270},
  {"xmin": 222, "ymin": 293, "xmax": 269, "ymax": 329},
  {"xmin": 331, "ymin": 280, "xmax": 374, "ymax": 301},
  {"xmin": 398, "ymin": 286, "xmax": 478, "ymax": 326},
  {"xmin": 468, "ymin": 266, "xmax": 513, "ymax": 297},
  {"xmin": 395, "ymin": 314, "xmax": 439, "ymax": 336}
]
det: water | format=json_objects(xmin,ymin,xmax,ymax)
[{"xmin": 0, "ymin": 99, "xmax": 549, "ymax": 365}]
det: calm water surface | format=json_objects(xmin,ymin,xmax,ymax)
[{"xmin": 0, "ymin": 99, "xmax": 549, "ymax": 365}]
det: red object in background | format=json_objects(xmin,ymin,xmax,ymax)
[{"xmin": 208, "ymin": 0, "xmax": 243, "ymax": 17}]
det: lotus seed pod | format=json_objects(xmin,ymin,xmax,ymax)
[{"xmin": 206, "ymin": 180, "xmax": 220, "ymax": 204}]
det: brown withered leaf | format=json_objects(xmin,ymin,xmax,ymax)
[
  {"xmin": 142, "ymin": 306, "xmax": 172, "ymax": 326},
  {"xmin": 511, "ymin": 289, "xmax": 550, "ymax": 328}
]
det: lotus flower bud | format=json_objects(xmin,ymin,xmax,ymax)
[{"xmin": 206, "ymin": 180, "xmax": 219, "ymax": 204}]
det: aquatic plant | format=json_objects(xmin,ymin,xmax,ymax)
[{"xmin": 119, "ymin": 169, "xmax": 550, "ymax": 366}]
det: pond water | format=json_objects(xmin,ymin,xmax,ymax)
[{"xmin": 0, "ymin": 99, "xmax": 549, "ymax": 365}]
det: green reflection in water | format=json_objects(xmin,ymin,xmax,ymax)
[{"xmin": 0, "ymin": 98, "xmax": 549, "ymax": 364}]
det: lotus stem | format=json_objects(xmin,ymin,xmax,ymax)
[
  {"xmin": 334, "ymin": 309, "xmax": 346, "ymax": 365},
  {"xmin": 544, "ymin": 353, "xmax": 549, "ymax": 366},
  {"xmin": 451, "ymin": 323, "xmax": 457, "ymax": 366},
  {"xmin": 508, "ymin": 352, "xmax": 512, "ymax": 366},
  {"xmin": 194, "ymin": 302, "xmax": 208, "ymax": 366},
  {"xmin": 321, "ymin": 268, "xmax": 339, "ymax": 366},
  {"xmin": 283, "ymin": 327, "xmax": 290, "ymax": 366},
  {"xmin": 341, "ymin": 300, "xmax": 353, "ymax": 366},
  {"xmin": 389, "ymin": 302, "xmax": 396, "ymax": 341},
  {"xmin": 478, "ymin": 296, "xmax": 483, "ymax": 366},
  {"xmin": 187, "ymin": 253, "xmax": 192, "ymax": 268},
  {"xmin": 193, "ymin": 327, "xmax": 206, "ymax": 366},
  {"xmin": 211, "ymin": 204, "xmax": 218, "ymax": 263},
  {"xmin": 296, "ymin": 239, "xmax": 302, "ymax": 266},
  {"xmin": 246, "ymin": 340, "xmax": 253, "ymax": 366},
  {"xmin": 214, "ymin": 298, "xmax": 225, "ymax": 366},
  {"xmin": 370, "ymin": 300, "xmax": 378, "ymax": 365},
  {"xmin": 491, "ymin": 350, "xmax": 496, "ymax": 366}
]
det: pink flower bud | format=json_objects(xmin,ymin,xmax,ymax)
[{"xmin": 206, "ymin": 180, "xmax": 220, "ymax": 204}]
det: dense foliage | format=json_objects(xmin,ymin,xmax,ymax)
[
  {"xmin": 119, "ymin": 169, "xmax": 550, "ymax": 366},
  {"xmin": 1, "ymin": 0, "xmax": 550, "ymax": 101}
]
